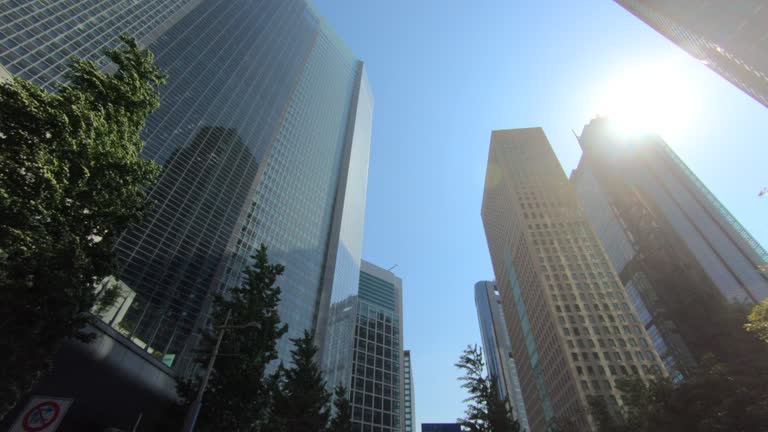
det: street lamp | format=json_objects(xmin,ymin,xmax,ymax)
[{"xmin": 181, "ymin": 310, "xmax": 261, "ymax": 432}]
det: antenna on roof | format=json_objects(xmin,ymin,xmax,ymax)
[{"xmin": 387, "ymin": 264, "xmax": 398, "ymax": 272}]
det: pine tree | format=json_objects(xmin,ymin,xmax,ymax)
[
  {"xmin": 0, "ymin": 34, "xmax": 164, "ymax": 419},
  {"xmin": 178, "ymin": 244, "xmax": 288, "ymax": 431},
  {"xmin": 273, "ymin": 330, "xmax": 331, "ymax": 432},
  {"xmin": 456, "ymin": 345, "xmax": 521, "ymax": 432},
  {"xmin": 328, "ymin": 384, "xmax": 353, "ymax": 432}
]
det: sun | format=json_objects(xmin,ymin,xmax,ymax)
[{"xmin": 593, "ymin": 60, "xmax": 698, "ymax": 140}]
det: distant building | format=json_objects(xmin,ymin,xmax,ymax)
[
  {"xmin": 481, "ymin": 128, "xmax": 667, "ymax": 432},
  {"xmin": 421, "ymin": 424, "xmax": 461, "ymax": 432},
  {"xmin": 350, "ymin": 261, "xmax": 404, "ymax": 432},
  {"xmin": 404, "ymin": 350, "xmax": 416, "ymax": 432},
  {"xmin": 571, "ymin": 117, "xmax": 768, "ymax": 378},
  {"xmin": 474, "ymin": 281, "xmax": 530, "ymax": 431},
  {"xmin": 615, "ymin": 0, "xmax": 768, "ymax": 107}
]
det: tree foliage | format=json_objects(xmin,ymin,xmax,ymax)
[
  {"xmin": 0, "ymin": 34, "xmax": 163, "ymax": 418},
  {"xmin": 328, "ymin": 384, "xmax": 353, "ymax": 432},
  {"xmin": 271, "ymin": 330, "xmax": 331, "ymax": 432},
  {"xmin": 745, "ymin": 298, "xmax": 768, "ymax": 343},
  {"xmin": 456, "ymin": 345, "xmax": 521, "ymax": 432},
  {"xmin": 178, "ymin": 244, "xmax": 287, "ymax": 431},
  {"xmin": 591, "ymin": 355, "xmax": 768, "ymax": 432}
]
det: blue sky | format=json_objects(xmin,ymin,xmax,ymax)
[{"xmin": 312, "ymin": 0, "xmax": 768, "ymax": 426}]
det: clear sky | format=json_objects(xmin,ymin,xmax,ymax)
[{"xmin": 311, "ymin": 0, "xmax": 768, "ymax": 426}]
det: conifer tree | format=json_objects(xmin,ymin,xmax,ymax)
[{"xmin": 328, "ymin": 384, "xmax": 353, "ymax": 432}]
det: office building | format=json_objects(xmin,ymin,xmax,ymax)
[
  {"xmin": 481, "ymin": 128, "xmax": 666, "ymax": 432},
  {"xmin": 404, "ymin": 350, "xmax": 416, "ymax": 432},
  {"xmin": 421, "ymin": 424, "xmax": 461, "ymax": 432},
  {"xmin": 0, "ymin": 1, "xmax": 371, "ymax": 429},
  {"xmin": 475, "ymin": 281, "xmax": 530, "ymax": 431},
  {"xmin": 571, "ymin": 117, "xmax": 768, "ymax": 377},
  {"xmin": 350, "ymin": 261, "xmax": 404, "ymax": 432},
  {"xmin": 615, "ymin": 0, "xmax": 768, "ymax": 107}
]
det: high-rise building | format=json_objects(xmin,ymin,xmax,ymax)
[
  {"xmin": 571, "ymin": 117, "xmax": 768, "ymax": 378},
  {"xmin": 474, "ymin": 281, "xmax": 530, "ymax": 431},
  {"xmin": 404, "ymin": 350, "xmax": 416, "ymax": 432},
  {"xmin": 0, "ymin": 1, "xmax": 371, "ymax": 429},
  {"xmin": 481, "ymin": 128, "xmax": 666, "ymax": 432},
  {"xmin": 614, "ymin": 0, "xmax": 768, "ymax": 108},
  {"xmin": 350, "ymin": 261, "xmax": 404, "ymax": 432}
]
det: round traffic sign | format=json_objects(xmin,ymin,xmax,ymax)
[{"xmin": 21, "ymin": 401, "xmax": 60, "ymax": 432}]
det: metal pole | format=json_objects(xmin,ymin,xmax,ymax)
[{"xmin": 181, "ymin": 309, "xmax": 231, "ymax": 432}]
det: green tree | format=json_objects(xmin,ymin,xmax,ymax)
[
  {"xmin": 272, "ymin": 330, "xmax": 331, "ymax": 432},
  {"xmin": 178, "ymin": 244, "xmax": 288, "ymax": 431},
  {"xmin": 456, "ymin": 345, "xmax": 521, "ymax": 432},
  {"xmin": 591, "ymin": 356, "xmax": 768, "ymax": 432},
  {"xmin": 0, "ymin": 35, "xmax": 164, "ymax": 419},
  {"xmin": 328, "ymin": 384, "xmax": 353, "ymax": 432},
  {"xmin": 745, "ymin": 298, "xmax": 768, "ymax": 343}
]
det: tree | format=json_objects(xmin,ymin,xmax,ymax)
[
  {"xmin": 456, "ymin": 345, "xmax": 520, "ymax": 432},
  {"xmin": 745, "ymin": 298, "xmax": 768, "ymax": 343},
  {"xmin": 591, "ymin": 356, "xmax": 768, "ymax": 432},
  {"xmin": 271, "ymin": 330, "xmax": 331, "ymax": 432},
  {"xmin": 0, "ymin": 35, "xmax": 164, "ymax": 419},
  {"xmin": 328, "ymin": 384, "xmax": 353, "ymax": 432},
  {"xmin": 178, "ymin": 244, "xmax": 288, "ymax": 431}
]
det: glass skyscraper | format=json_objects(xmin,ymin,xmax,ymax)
[
  {"xmin": 1, "ymin": 1, "xmax": 371, "ymax": 429},
  {"xmin": 571, "ymin": 117, "xmax": 768, "ymax": 378},
  {"xmin": 474, "ymin": 281, "xmax": 530, "ymax": 431},
  {"xmin": 615, "ymin": 0, "xmax": 768, "ymax": 108},
  {"xmin": 350, "ymin": 261, "xmax": 404, "ymax": 432},
  {"xmin": 481, "ymin": 128, "xmax": 666, "ymax": 432}
]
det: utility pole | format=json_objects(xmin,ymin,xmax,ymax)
[{"xmin": 181, "ymin": 309, "xmax": 231, "ymax": 432}]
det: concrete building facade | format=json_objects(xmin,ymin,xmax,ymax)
[{"xmin": 481, "ymin": 128, "xmax": 666, "ymax": 431}]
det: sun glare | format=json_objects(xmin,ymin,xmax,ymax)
[{"xmin": 593, "ymin": 61, "xmax": 698, "ymax": 140}]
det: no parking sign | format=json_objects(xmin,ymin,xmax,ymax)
[{"xmin": 9, "ymin": 397, "xmax": 73, "ymax": 432}]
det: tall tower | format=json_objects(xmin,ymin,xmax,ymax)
[
  {"xmin": 1, "ymin": 1, "xmax": 371, "ymax": 429},
  {"xmin": 474, "ymin": 281, "xmax": 530, "ymax": 431},
  {"xmin": 571, "ymin": 117, "xmax": 768, "ymax": 378},
  {"xmin": 614, "ymin": 0, "xmax": 768, "ymax": 107},
  {"xmin": 481, "ymin": 128, "xmax": 666, "ymax": 432},
  {"xmin": 404, "ymin": 350, "xmax": 416, "ymax": 432},
  {"xmin": 350, "ymin": 261, "xmax": 405, "ymax": 432}
]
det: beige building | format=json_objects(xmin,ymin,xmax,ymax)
[{"xmin": 481, "ymin": 128, "xmax": 666, "ymax": 432}]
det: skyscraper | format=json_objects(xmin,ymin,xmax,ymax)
[
  {"xmin": 404, "ymin": 350, "xmax": 416, "ymax": 432},
  {"xmin": 481, "ymin": 128, "xmax": 666, "ymax": 432},
  {"xmin": 350, "ymin": 261, "xmax": 404, "ymax": 432},
  {"xmin": 474, "ymin": 281, "xmax": 530, "ymax": 431},
  {"xmin": 571, "ymin": 117, "xmax": 768, "ymax": 378},
  {"xmin": 1, "ymin": 1, "xmax": 371, "ymax": 429},
  {"xmin": 614, "ymin": 0, "xmax": 768, "ymax": 107}
]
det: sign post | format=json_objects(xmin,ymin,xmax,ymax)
[{"xmin": 9, "ymin": 396, "xmax": 73, "ymax": 432}]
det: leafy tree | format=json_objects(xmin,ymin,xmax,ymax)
[
  {"xmin": 178, "ymin": 244, "xmax": 287, "ymax": 431},
  {"xmin": 0, "ymin": 35, "xmax": 164, "ymax": 419},
  {"xmin": 328, "ymin": 384, "xmax": 353, "ymax": 432},
  {"xmin": 591, "ymin": 355, "xmax": 768, "ymax": 432},
  {"xmin": 456, "ymin": 345, "xmax": 520, "ymax": 432},
  {"xmin": 745, "ymin": 298, "xmax": 768, "ymax": 343},
  {"xmin": 271, "ymin": 330, "xmax": 331, "ymax": 432}
]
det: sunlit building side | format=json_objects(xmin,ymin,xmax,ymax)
[
  {"xmin": 615, "ymin": 0, "xmax": 768, "ymax": 108},
  {"xmin": 481, "ymin": 128, "xmax": 666, "ymax": 432}
]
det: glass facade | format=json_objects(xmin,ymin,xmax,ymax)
[
  {"xmin": 571, "ymin": 117, "xmax": 766, "ymax": 379},
  {"xmin": 1, "ymin": 0, "xmax": 373, "ymax": 381},
  {"xmin": 403, "ymin": 350, "xmax": 416, "ymax": 432},
  {"xmin": 474, "ymin": 281, "xmax": 530, "ymax": 431},
  {"xmin": 615, "ymin": 0, "xmax": 768, "ymax": 108},
  {"xmin": 351, "ymin": 261, "xmax": 404, "ymax": 432}
]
